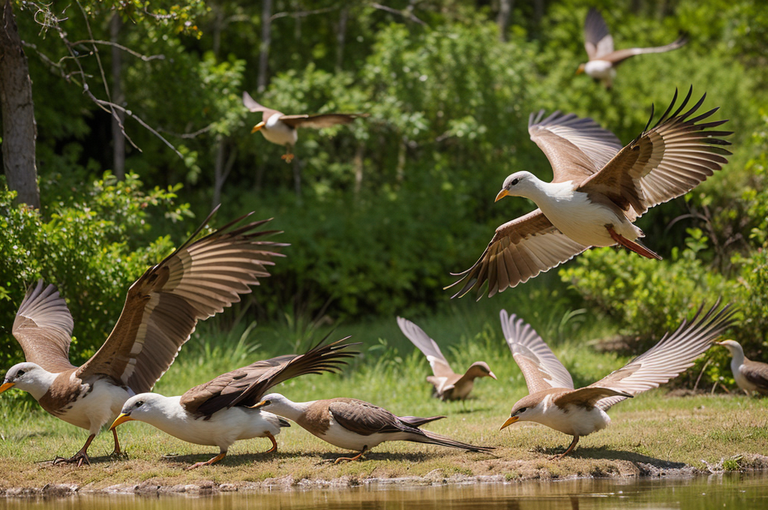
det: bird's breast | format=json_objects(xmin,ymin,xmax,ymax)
[{"xmin": 585, "ymin": 60, "xmax": 615, "ymax": 79}]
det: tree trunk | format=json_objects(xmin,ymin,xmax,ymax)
[
  {"xmin": 110, "ymin": 13, "xmax": 126, "ymax": 180},
  {"xmin": 212, "ymin": 136, "xmax": 236, "ymax": 208},
  {"xmin": 353, "ymin": 141, "xmax": 364, "ymax": 196},
  {"xmin": 0, "ymin": 0, "xmax": 40, "ymax": 208},
  {"xmin": 336, "ymin": 6, "xmax": 349, "ymax": 72},
  {"xmin": 497, "ymin": 0, "xmax": 513, "ymax": 42},
  {"xmin": 257, "ymin": 0, "xmax": 272, "ymax": 93}
]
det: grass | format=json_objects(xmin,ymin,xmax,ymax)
[{"xmin": 0, "ymin": 292, "xmax": 765, "ymax": 491}]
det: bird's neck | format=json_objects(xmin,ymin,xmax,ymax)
[
  {"xmin": 20, "ymin": 370, "xmax": 58, "ymax": 401},
  {"xmin": 270, "ymin": 398, "xmax": 314, "ymax": 422},
  {"xmin": 522, "ymin": 179, "xmax": 575, "ymax": 206},
  {"xmin": 729, "ymin": 347, "xmax": 746, "ymax": 369}
]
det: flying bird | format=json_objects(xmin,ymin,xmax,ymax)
[
  {"xmin": 449, "ymin": 87, "xmax": 731, "ymax": 299},
  {"xmin": 0, "ymin": 210, "xmax": 285, "ymax": 466},
  {"xmin": 717, "ymin": 340, "xmax": 768, "ymax": 396},
  {"xmin": 110, "ymin": 338, "xmax": 358, "ymax": 469},
  {"xmin": 577, "ymin": 8, "xmax": 687, "ymax": 88},
  {"xmin": 396, "ymin": 317, "xmax": 496, "ymax": 400},
  {"xmin": 252, "ymin": 394, "xmax": 493, "ymax": 463},
  {"xmin": 243, "ymin": 91, "xmax": 367, "ymax": 163},
  {"xmin": 499, "ymin": 302, "xmax": 736, "ymax": 459}
]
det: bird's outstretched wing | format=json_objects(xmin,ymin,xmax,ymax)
[
  {"xmin": 78, "ymin": 209, "xmax": 286, "ymax": 393},
  {"xmin": 243, "ymin": 91, "xmax": 267, "ymax": 112},
  {"xmin": 600, "ymin": 34, "xmax": 688, "ymax": 66},
  {"xmin": 396, "ymin": 317, "xmax": 454, "ymax": 378},
  {"xmin": 12, "ymin": 281, "xmax": 76, "ymax": 373},
  {"xmin": 584, "ymin": 8, "xmax": 614, "ymax": 60},
  {"xmin": 279, "ymin": 113, "xmax": 368, "ymax": 129}
]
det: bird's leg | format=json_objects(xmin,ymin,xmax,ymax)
[
  {"xmin": 186, "ymin": 451, "xmax": 227, "ymax": 470},
  {"xmin": 109, "ymin": 428, "xmax": 127, "ymax": 459},
  {"xmin": 334, "ymin": 447, "xmax": 368, "ymax": 464},
  {"xmin": 281, "ymin": 145, "xmax": 295, "ymax": 163},
  {"xmin": 552, "ymin": 435, "xmax": 580, "ymax": 460},
  {"xmin": 263, "ymin": 432, "xmax": 278, "ymax": 454},
  {"xmin": 607, "ymin": 226, "xmax": 662, "ymax": 260},
  {"xmin": 53, "ymin": 434, "xmax": 95, "ymax": 467}
]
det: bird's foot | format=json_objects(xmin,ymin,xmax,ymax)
[
  {"xmin": 185, "ymin": 452, "xmax": 226, "ymax": 470},
  {"xmin": 334, "ymin": 451, "xmax": 366, "ymax": 464},
  {"xmin": 53, "ymin": 450, "xmax": 91, "ymax": 467},
  {"xmin": 281, "ymin": 153, "xmax": 294, "ymax": 163},
  {"xmin": 263, "ymin": 432, "xmax": 278, "ymax": 454},
  {"xmin": 109, "ymin": 449, "xmax": 129, "ymax": 460}
]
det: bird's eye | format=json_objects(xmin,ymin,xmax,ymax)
[
  {"xmin": 135, "ymin": 401, "xmax": 144, "ymax": 408},
  {"xmin": 16, "ymin": 370, "xmax": 25, "ymax": 377},
  {"xmin": 264, "ymin": 400, "xmax": 272, "ymax": 406},
  {"xmin": 518, "ymin": 407, "xmax": 527, "ymax": 414},
  {"xmin": 511, "ymin": 178, "xmax": 519, "ymax": 186}
]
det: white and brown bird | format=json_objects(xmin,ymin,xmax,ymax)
[
  {"xmin": 449, "ymin": 87, "xmax": 731, "ymax": 299},
  {"xmin": 243, "ymin": 91, "xmax": 367, "ymax": 163},
  {"xmin": 717, "ymin": 340, "xmax": 768, "ymax": 396},
  {"xmin": 0, "ymin": 210, "xmax": 285, "ymax": 466},
  {"xmin": 252, "ymin": 394, "xmax": 493, "ymax": 463},
  {"xmin": 396, "ymin": 317, "xmax": 496, "ymax": 400},
  {"xmin": 499, "ymin": 302, "xmax": 736, "ymax": 458},
  {"xmin": 110, "ymin": 339, "xmax": 358, "ymax": 469},
  {"xmin": 577, "ymin": 8, "xmax": 687, "ymax": 88}
]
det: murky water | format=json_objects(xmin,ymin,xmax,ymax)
[{"xmin": 1, "ymin": 474, "xmax": 766, "ymax": 509}]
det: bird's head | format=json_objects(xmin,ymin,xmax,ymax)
[
  {"xmin": 499, "ymin": 395, "xmax": 543, "ymax": 430},
  {"xmin": 250, "ymin": 121, "xmax": 266, "ymax": 134},
  {"xmin": 0, "ymin": 362, "xmax": 53, "ymax": 400},
  {"xmin": 717, "ymin": 339, "xmax": 744, "ymax": 357},
  {"xmin": 111, "ymin": 393, "xmax": 165, "ymax": 430},
  {"xmin": 467, "ymin": 362, "xmax": 497, "ymax": 381},
  {"xmin": 250, "ymin": 392, "xmax": 289, "ymax": 411},
  {"xmin": 576, "ymin": 63, "xmax": 586, "ymax": 75},
  {"xmin": 496, "ymin": 171, "xmax": 537, "ymax": 202}
]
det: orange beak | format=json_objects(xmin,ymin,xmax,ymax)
[
  {"xmin": 251, "ymin": 121, "xmax": 266, "ymax": 134},
  {"xmin": 0, "ymin": 382, "xmax": 15, "ymax": 394},
  {"xmin": 249, "ymin": 400, "xmax": 268, "ymax": 410},
  {"xmin": 495, "ymin": 189, "xmax": 510, "ymax": 202},
  {"xmin": 576, "ymin": 64, "xmax": 585, "ymax": 75},
  {"xmin": 110, "ymin": 413, "xmax": 135, "ymax": 430},
  {"xmin": 499, "ymin": 416, "xmax": 519, "ymax": 430}
]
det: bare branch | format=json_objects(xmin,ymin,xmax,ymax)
[
  {"xmin": 156, "ymin": 124, "xmax": 216, "ymax": 139},
  {"xmin": 69, "ymin": 39, "xmax": 165, "ymax": 61},
  {"xmin": 270, "ymin": 6, "xmax": 338, "ymax": 22},
  {"xmin": 371, "ymin": 2, "xmax": 426, "ymax": 26}
]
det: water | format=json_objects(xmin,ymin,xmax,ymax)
[{"xmin": 1, "ymin": 474, "xmax": 766, "ymax": 509}]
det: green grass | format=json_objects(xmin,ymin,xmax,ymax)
[{"xmin": 0, "ymin": 295, "xmax": 765, "ymax": 491}]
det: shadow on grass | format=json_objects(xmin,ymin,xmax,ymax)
[{"xmin": 538, "ymin": 445, "xmax": 687, "ymax": 469}]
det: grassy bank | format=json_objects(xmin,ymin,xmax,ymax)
[{"xmin": 0, "ymin": 295, "xmax": 766, "ymax": 491}]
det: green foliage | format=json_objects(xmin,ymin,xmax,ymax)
[{"xmin": 0, "ymin": 173, "xmax": 188, "ymax": 368}]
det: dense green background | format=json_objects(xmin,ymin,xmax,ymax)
[{"xmin": 0, "ymin": 0, "xmax": 766, "ymax": 387}]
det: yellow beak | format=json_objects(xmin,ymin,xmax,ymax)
[
  {"xmin": 576, "ymin": 64, "xmax": 585, "ymax": 75},
  {"xmin": 495, "ymin": 189, "xmax": 510, "ymax": 202},
  {"xmin": 110, "ymin": 413, "xmax": 135, "ymax": 430},
  {"xmin": 251, "ymin": 121, "xmax": 266, "ymax": 134},
  {"xmin": 0, "ymin": 382, "xmax": 15, "ymax": 394},
  {"xmin": 499, "ymin": 416, "xmax": 519, "ymax": 430},
  {"xmin": 249, "ymin": 400, "xmax": 268, "ymax": 410}
]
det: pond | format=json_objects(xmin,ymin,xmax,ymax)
[{"xmin": 1, "ymin": 474, "xmax": 765, "ymax": 510}]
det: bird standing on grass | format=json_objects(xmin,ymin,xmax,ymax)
[
  {"xmin": 110, "ymin": 339, "xmax": 358, "ymax": 469},
  {"xmin": 0, "ymin": 210, "xmax": 285, "ymax": 466},
  {"xmin": 397, "ymin": 317, "xmax": 496, "ymax": 400},
  {"xmin": 577, "ymin": 8, "xmax": 687, "ymax": 88},
  {"xmin": 717, "ymin": 340, "xmax": 768, "ymax": 396},
  {"xmin": 449, "ymin": 87, "xmax": 731, "ymax": 299},
  {"xmin": 252, "ymin": 394, "xmax": 494, "ymax": 463},
  {"xmin": 499, "ymin": 302, "xmax": 737, "ymax": 459}
]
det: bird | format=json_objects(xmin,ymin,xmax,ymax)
[
  {"xmin": 251, "ymin": 394, "xmax": 493, "ymax": 463},
  {"xmin": 0, "ymin": 209, "xmax": 286, "ymax": 466},
  {"xmin": 577, "ymin": 8, "xmax": 687, "ymax": 88},
  {"xmin": 243, "ymin": 91, "xmax": 367, "ymax": 163},
  {"xmin": 717, "ymin": 340, "xmax": 768, "ymax": 396},
  {"xmin": 110, "ymin": 338, "xmax": 358, "ymax": 469},
  {"xmin": 498, "ymin": 302, "xmax": 737, "ymax": 459},
  {"xmin": 448, "ymin": 87, "xmax": 731, "ymax": 299},
  {"xmin": 396, "ymin": 317, "xmax": 496, "ymax": 400}
]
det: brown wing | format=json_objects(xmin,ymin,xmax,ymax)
[
  {"xmin": 500, "ymin": 310, "xmax": 574, "ymax": 394},
  {"xmin": 528, "ymin": 110, "xmax": 623, "ymax": 183},
  {"xmin": 12, "ymin": 280, "xmax": 76, "ymax": 373},
  {"xmin": 448, "ymin": 210, "xmax": 588, "ymax": 299},
  {"xmin": 579, "ymin": 87, "xmax": 732, "ymax": 221},
  {"xmin": 599, "ymin": 34, "xmax": 688, "ymax": 66},
  {"xmin": 396, "ymin": 317, "xmax": 454, "ymax": 378},
  {"xmin": 328, "ymin": 398, "xmax": 404, "ymax": 435},
  {"xmin": 553, "ymin": 387, "xmax": 631, "ymax": 408},
  {"xmin": 279, "ymin": 113, "xmax": 368, "ymax": 130},
  {"xmin": 584, "ymin": 8, "xmax": 614, "ymax": 60},
  {"xmin": 741, "ymin": 361, "xmax": 768, "ymax": 393},
  {"xmin": 77, "ymin": 210, "xmax": 286, "ymax": 393},
  {"xmin": 589, "ymin": 300, "xmax": 737, "ymax": 410}
]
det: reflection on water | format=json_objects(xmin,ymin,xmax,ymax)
[{"xmin": 1, "ymin": 474, "xmax": 766, "ymax": 510}]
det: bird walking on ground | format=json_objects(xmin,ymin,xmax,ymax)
[
  {"xmin": 0, "ymin": 209, "xmax": 285, "ymax": 466},
  {"xmin": 449, "ymin": 87, "xmax": 731, "ymax": 299},
  {"xmin": 396, "ymin": 317, "xmax": 496, "ymax": 400},
  {"xmin": 717, "ymin": 340, "xmax": 768, "ymax": 396},
  {"xmin": 110, "ymin": 338, "xmax": 358, "ymax": 469},
  {"xmin": 499, "ymin": 302, "xmax": 736, "ymax": 459},
  {"xmin": 252, "ymin": 394, "xmax": 493, "ymax": 463},
  {"xmin": 243, "ymin": 91, "xmax": 367, "ymax": 163},
  {"xmin": 577, "ymin": 8, "xmax": 687, "ymax": 88}
]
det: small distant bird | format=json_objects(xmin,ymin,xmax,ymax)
[
  {"xmin": 252, "ymin": 394, "xmax": 493, "ymax": 462},
  {"xmin": 396, "ymin": 317, "xmax": 496, "ymax": 400},
  {"xmin": 110, "ymin": 339, "xmax": 358, "ymax": 469},
  {"xmin": 577, "ymin": 8, "xmax": 687, "ymax": 88},
  {"xmin": 449, "ymin": 87, "xmax": 731, "ymax": 299},
  {"xmin": 717, "ymin": 340, "xmax": 768, "ymax": 396},
  {"xmin": 0, "ymin": 209, "xmax": 285, "ymax": 466},
  {"xmin": 243, "ymin": 91, "xmax": 367, "ymax": 163},
  {"xmin": 499, "ymin": 302, "xmax": 736, "ymax": 459}
]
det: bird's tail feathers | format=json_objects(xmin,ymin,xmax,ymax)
[
  {"xmin": 411, "ymin": 429, "xmax": 494, "ymax": 452},
  {"xmin": 398, "ymin": 415, "xmax": 446, "ymax": 428}
]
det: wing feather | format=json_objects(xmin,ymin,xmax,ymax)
[
  {"xmin": 396, "ymin": 318, "xmax": 454, "ymax": 378},
  {"xmin": 279, "ymin": 113, "xmax": 368, "ymax": 129}
]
